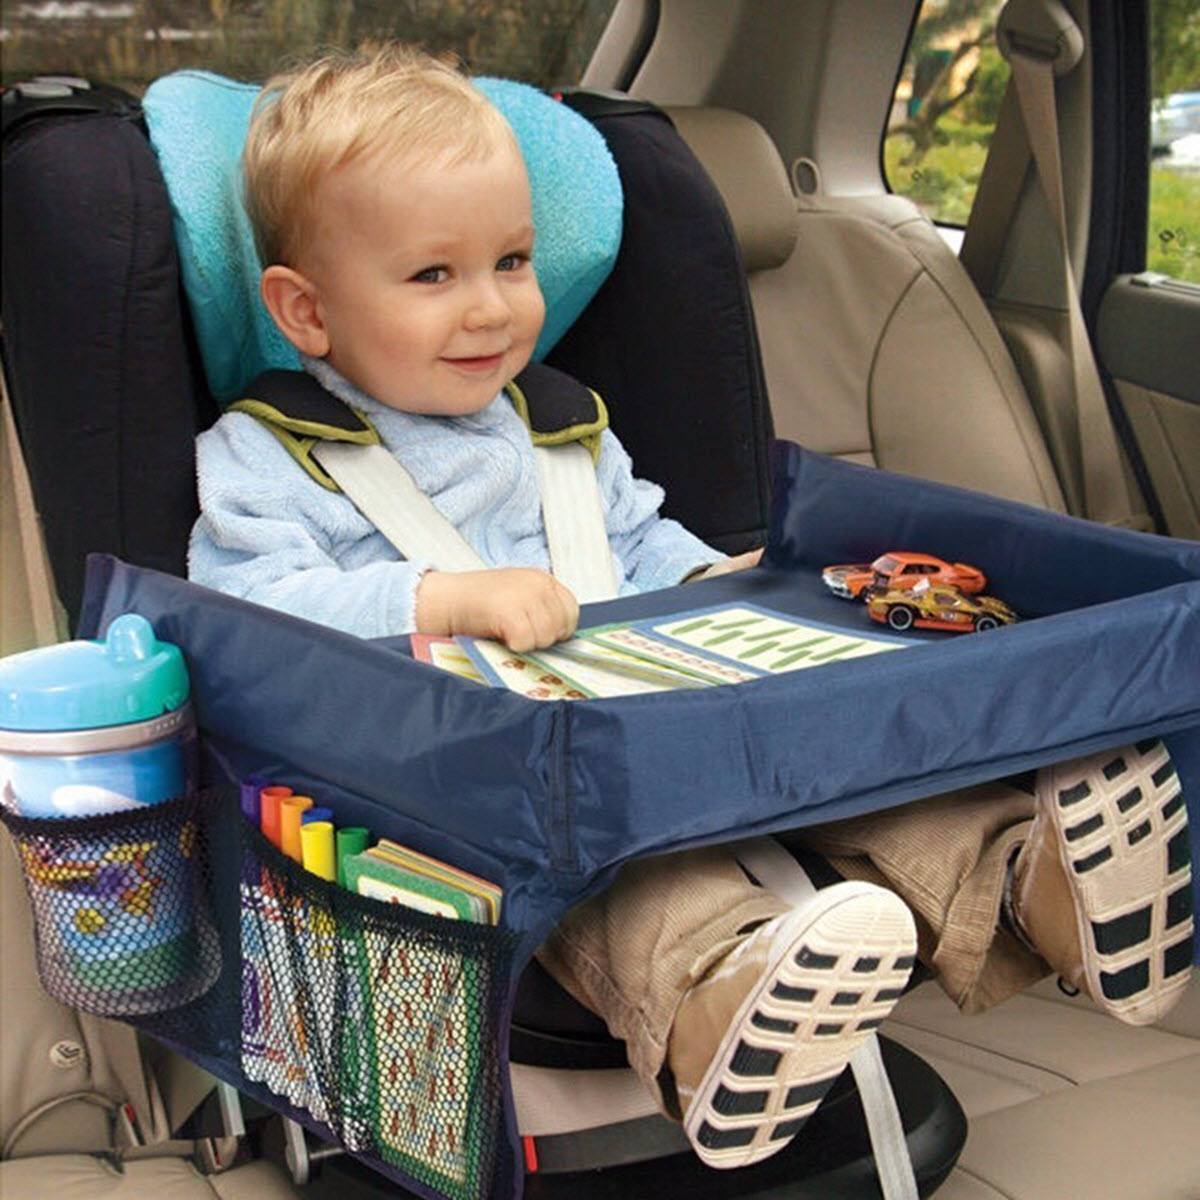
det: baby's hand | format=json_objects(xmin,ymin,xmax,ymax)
[
  {"xmin": 692, "ymin": 548, "xmax": 764, "ymax": 581},
  {"xmin": 416, "ymin": 568, "xmax": 579, "ymax": 652}
]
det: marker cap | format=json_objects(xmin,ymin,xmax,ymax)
[
  {"xmin": 258, "ymin": 785, "xmax": 292, "ymax": 848},
  {"xmin": 300, "ymin": 821, "xmax": 336, "ymax": 881},
  {"xmin": 336, "ymin": 826, "xmax": 370, "ymax": 887},
  {"xmin": 279, "ymin": 795, "xmax": 313, "ymax": 862}
]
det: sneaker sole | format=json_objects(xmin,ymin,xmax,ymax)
[
  {"xmin": 682, "ymin": 881, "xmax": 916, "ymax": 1170},
  {"xmin": 1043, "ymin": 739, "xmax": 1193, "ymax": 1025}
]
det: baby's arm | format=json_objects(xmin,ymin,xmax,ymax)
[
  {"xmin": 416, "ymin": 569, "xmax": 578, "ymax": 652},
  {"xmin": 689, "ymin": 548, "xmax": 764, "ymax": 580}
]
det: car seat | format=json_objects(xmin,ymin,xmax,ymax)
[
  {"xmin": 661, "ymin": 105, "xmax": 1069, "ymax": 512},
  {"xmin": 0, "ymin": 78, "xmax": 966, "ymax": 1198}
]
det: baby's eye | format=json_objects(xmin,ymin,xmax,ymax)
[
  {"xmin": 411, "ymin": 266, "xmax": 448, "ymax": 284},
  {"xmin": 496, "ymin": 252, "xmax": 530, "ymax": 273}
]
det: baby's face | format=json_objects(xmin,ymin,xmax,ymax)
[{"xmin": 301, "ymin": 139, "xmax": 545, "ymax": 416}]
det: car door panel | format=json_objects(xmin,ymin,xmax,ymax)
[{"xmin": 1097, "ymin": 275, "xmax": 1200, "ymax": 539}]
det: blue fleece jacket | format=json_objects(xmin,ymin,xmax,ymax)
[{"xmin": 188, "ymin": 360, "xmax": 721, "ymax": 638}]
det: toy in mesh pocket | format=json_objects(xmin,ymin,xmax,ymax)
[
  {"xmin": 239, "ymin": 822, "xmax": 517, "ymax": 1200},
  {"xmin": 2, "ymin": 792, "xmax": 221, "ymax": 1017}
]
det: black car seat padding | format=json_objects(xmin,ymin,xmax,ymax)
[
  {"xmin": 547, "ymin": 93, "xmax": 774, "ymax": 557},
  {"xmin": 2, "ymin": 87, "xmax": 215, "ymax": 625}
]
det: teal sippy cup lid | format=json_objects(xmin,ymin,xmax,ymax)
[{"xmin": 0, "ymin": 614, "xmax": 191, "ymax": 732}]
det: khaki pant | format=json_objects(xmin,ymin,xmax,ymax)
[{"xmin": 536, "ymin": 779, "xmax": 1049, "ymax": 1109}]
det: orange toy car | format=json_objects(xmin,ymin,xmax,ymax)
[{"xmin": 821, "ymin": 551, "xmax": 986, "ymax": 600}]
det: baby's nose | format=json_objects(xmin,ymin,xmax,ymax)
[{"xmin": 464, "ymin": 277, "xmax": 511, "ymax": 328}]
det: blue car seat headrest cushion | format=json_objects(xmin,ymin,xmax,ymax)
[{"xmin": 142, "ymin": 70, "xmax": 623, "ymax": 405}]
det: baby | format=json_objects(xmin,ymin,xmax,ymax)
[{"xmin": 190, "ymin": 44, "xmax": 1193, "ymax": 1169}]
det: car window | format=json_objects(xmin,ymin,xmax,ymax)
[
  {"xmin": 1148, "ymin": 0, "xmax": 1200, "ymax": 282},
  {"xmin": 884, "ymin": 0, "xmax": 1007, "ymax": 227},
  {"xmin": 886, "ymin": 0, "xmax": 1199, "ymax": 285},
  {"xmin": 0, "ymin": 0, "xmax": 619, "ymax": 92}
]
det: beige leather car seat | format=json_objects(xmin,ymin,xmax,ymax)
[
  {"xmin": 666, "ymin": 105, "xmax": 1067, "ymax": 511},
  {"xmin": 886, "ymin": 976, "xmax": 1200, "ymax": 1200},
  {"xmin": 667, "ymin": 102, "xmax": 1200, "ymax": 1199},
  {"xmin": 0, "ymin": 825, "xmax": 304, "ymax": 1200}
]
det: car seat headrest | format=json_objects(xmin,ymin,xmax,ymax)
[
  {"xmin": 142, "ymin": 70, "xmax": 622, "ymax": 405},
  {"xmin": 664, "ymin": 107, "xmax": 798, "ymax": 273}
]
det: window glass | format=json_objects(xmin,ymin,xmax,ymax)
[
  {"xmin": 884, "ymin": 0, "xmax": 1008, "ymax": 226},
  {"xmin": 1149, "ymin": 0, "xmax": 1200, "ymax": 282},
  {"xmin": 0, "ymin": 0, "xmax": 618, "ymax": 93}
]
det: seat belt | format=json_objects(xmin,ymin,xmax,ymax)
[
  {"xmin": 959, "ymin": 0, "xmax": 1145, "ymax": 529},
  {"xmin": 312, "ymin": 437, "xmax": 620, "ymax": 604}
]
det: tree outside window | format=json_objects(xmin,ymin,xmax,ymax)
[{"xmin": 0, "ymin": 0, "xmax": 618, "ymax": 92}]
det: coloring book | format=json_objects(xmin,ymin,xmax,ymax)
[{"xmin": 450, "ymin": 603, "xmax": 909, "ymax": 699}]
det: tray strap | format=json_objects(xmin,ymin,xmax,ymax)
[{"xmin": 730, "ymin": 836, "xmax": 920, "ymax": 1200}]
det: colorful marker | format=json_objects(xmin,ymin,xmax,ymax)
[
  {"xmin": 336, "ymin": 827, "xmax": 371, "ymax": 887},
  {"xmin": 300, "ymin": 821, "xmax": 336, "ymax": 882},
  {"xmin": 240, "ymin": 774, "xmax": 267, "ymax": 825},
  {"xmin": 279, "ymin": 795, "xmax": 314, "ymax": 862},
  {"xmin": 259, "ymin": 785, "xmax": 292, "ymax": 848}
]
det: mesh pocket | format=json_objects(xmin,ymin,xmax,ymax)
[
  {"xmin": 1, "ymin": 793, "xmax": 221, "ymax": 1017},
  {"xmin": 240, "ymin": 818, "xmax": 519, "ymax": 1200}
]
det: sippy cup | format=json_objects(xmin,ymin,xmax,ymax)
[{"xmin": 0, "ymin": 614, "xmax": 217, "ymax": 1015}]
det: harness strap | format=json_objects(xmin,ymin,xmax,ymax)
[
  {"xmin": 849, "ymin": 1039, "xmax": 920, "ymax": 1200},
  {"xmin": 312, "ymin": 441, "xmax": 486, "ymax": 573},
  {"xmin": 532, "ymin": 441, "xmax": 618, "ymax": 603},
  {"xmin": 509, "ymin": 362, "xmax": 618, "ymax": 601},
  {"xmin": 234, "ymin": 366, "xmax": 619, "ymax": 601}
]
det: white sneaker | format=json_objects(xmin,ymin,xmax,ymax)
[
  {"xmin": 1011, "ymin": 739, "xmax": 1194, "ymax": 1025},
  {"xmin": 670, "ymin": 881, "xmax": 917, "ymax": 1170}
]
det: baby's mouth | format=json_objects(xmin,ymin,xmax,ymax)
[{"xmin": 443, "ymin": 352, "xmax": 507, "ymax": 373}]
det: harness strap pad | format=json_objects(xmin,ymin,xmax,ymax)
[
  {"xmin": 230, "ymin": 366, "xmax": 618, "ymax": 598},
  {"xmin": 504, "ymin": 361, "xmax": 608, "ymax": 462},
  {"xmin": 230, "ymin": 370, "xmax": 381, "ymax": 491},
  {"xmin": 234, "ymin": 364, "xmax": 609, "ymax": 487}
]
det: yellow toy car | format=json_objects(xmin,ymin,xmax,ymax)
[{"xmin": 866, "ymin": 581, "xmax": 1017, "ymax": 633}]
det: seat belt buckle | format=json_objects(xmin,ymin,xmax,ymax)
[{"xmin": 194, "ymin": 1134, "xmax": 242, "ymax": 1175}]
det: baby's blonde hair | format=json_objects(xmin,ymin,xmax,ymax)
[{"xmin": 244, "ymin": 43, "xmax": 517, "ymax": 267}]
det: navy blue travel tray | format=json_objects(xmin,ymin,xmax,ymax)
[
  {"xmin": 79, "ymin": 440, "xmax": 1200, "ymax": 947},
  {"xmin": 75, "ymin": 441, "xmax": 1200, "ymax": 1200}
]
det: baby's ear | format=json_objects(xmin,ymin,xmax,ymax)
[{"xmin": 260, "ymin": 266, "xmax": 330, "ymax": 357}]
